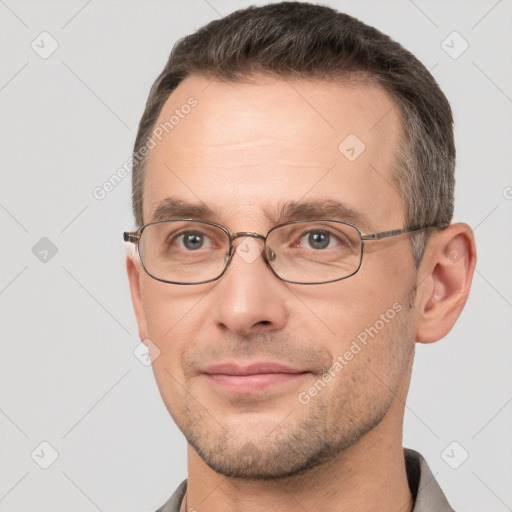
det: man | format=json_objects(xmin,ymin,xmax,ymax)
[{"xmin": 124, "ymin": 3, "xmax": 476, "ymax": 511}]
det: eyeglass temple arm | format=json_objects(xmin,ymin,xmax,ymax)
[
  {"xmin": 123, "ymin": 231, "xmax": 140, "ymax": 243},
  {"xmin": 360, "ymin": 226, "xmax": 435, "ymax": 241}
]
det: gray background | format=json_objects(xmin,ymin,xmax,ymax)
[{"xmin": 1, "ymin": 0, "xmax": 511, "ymax": 511}]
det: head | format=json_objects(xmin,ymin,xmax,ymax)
[{"xmin": 126, "ymin": 2, "xmax": 475, "ymax": 480}]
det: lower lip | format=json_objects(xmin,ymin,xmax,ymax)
[{"xmin": 206, "ymin": 373, "xmax": 308, "ymax": 393}]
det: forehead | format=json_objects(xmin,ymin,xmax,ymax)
[{"xmin": 143, "ymin": 75, "xmax": 404, "ymax": 230}]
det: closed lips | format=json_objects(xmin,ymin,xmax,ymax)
[{"xmin": 203, "ymin": 362, "xmax": 308, "ymax": 375}]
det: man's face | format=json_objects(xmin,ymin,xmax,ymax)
[{"xmin": 129, "ymin": 75, "xmax": 420, "ymax": 478}]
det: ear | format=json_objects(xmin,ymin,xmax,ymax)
[
  {"xmin": 126, "ymin": 248, "xmax": 149, "ymax": 342},
  {"xmin": 415, "ymin": 223, "xmax": 476, "ymax": 344}
]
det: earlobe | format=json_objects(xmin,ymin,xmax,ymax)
[
  {"xmin": 416, "ymin": 223, "xmax": 476, "ymax": 344},
  {"xmin": 126, "ymin": 252, "xmax": 149, "ymax": 341}
]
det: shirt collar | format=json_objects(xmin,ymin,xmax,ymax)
[
  {"xmin": 405, "ymin": 448, "xmax": 455, "ymax": 512},
  {"xmin": 157, "ymin": 449, "xmax": 455, "ymax": 512}
]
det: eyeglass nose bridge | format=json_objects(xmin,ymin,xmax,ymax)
[
  {"xmin": 228, "ymin": 231, "xmax": 277, "ymax": 264},
  {"xmin": 230, "ymin": 231, "xmax": 265, "ymax": 242}
]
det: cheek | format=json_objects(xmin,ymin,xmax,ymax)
[
  {"xmin": 138, "ymin": 283, "xmax": 203, "ymax": 379},
  {"xmin": 296, "ymin": 278, "xmax": 401, "ymax": 345},
  {"xmin": 294, "ymin": 258, "xmax": 415, "ymax": 384},
  {"xmin": 140, "ymin": 278, "xmax": 205, "ymax": 337},
  {"xmin": 142, "ymin": 289, "xmax": 201, "ymax": 420}
]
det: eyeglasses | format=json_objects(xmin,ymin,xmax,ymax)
[{"xmin": 123, "ymin": 219, "xmax": 435, "ymax": 285}]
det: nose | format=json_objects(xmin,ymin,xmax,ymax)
[{"xmin": 211, "ymin": 236, "xmax": 289, "ymax": 337}]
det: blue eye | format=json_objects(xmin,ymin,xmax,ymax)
[
  {"xmin": 306, "ymin": 231, "xmax": 331, "ymax": 249},
  {"xmin": 298, "ymin": 230, "xmax": 340, "ymax": 250},
  {"xmin": 180, "ymin": 232, "xmax": 205, "ymax": 250}
]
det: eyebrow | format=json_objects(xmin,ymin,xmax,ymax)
[
  {"xmin": 150, "ymin": 198, "xmax": 215, "ymax": 223},
  {"xmin": 149, "ymin": 197, "xmax": 371, "ymax": 230},
  {"xmin": 270, "ymin": 200, "xmax": 371, "ymax": 229}
]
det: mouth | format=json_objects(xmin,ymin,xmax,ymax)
[{"xmin": 202, "ymin": 362, "xmax": 310, "ymax": 393}]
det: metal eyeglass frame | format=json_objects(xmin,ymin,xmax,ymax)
[{"xmin": 123, "ymin": 218, "xmax": 438, "ymax": 285}]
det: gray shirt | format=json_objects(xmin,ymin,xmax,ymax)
[{"xmin": 155, "ymin": 448, "xmax": 454, "ymax": 512}]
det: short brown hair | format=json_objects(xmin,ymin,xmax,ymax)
[{"xmin": 131, "ymin": 2, "xmax": 455, "ymax": 264}]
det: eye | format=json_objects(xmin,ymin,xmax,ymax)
[
  {"xmin": 176, "ymin": 231, "xmax": 208, "ymax": 250},
  {"xmin": 299, "ymin": 230, "xmax": 339, "ymax": 250},
  {"xmin": 305, "ymin": 231, "xmax": 331, "ymax": 249}
]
